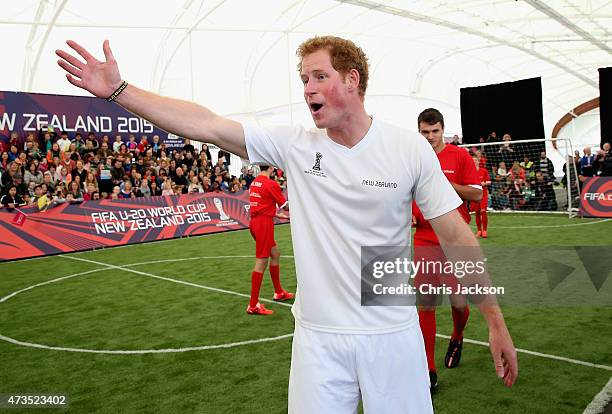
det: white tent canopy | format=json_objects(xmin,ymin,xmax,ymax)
[{"xmin": 1, "ymin": 0, "xmax": 610, "ymax": 142}]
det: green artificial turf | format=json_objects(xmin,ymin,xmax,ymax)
[{"xmin": 0, "ymin": 214, "xmax": 610, "ymax": 413}]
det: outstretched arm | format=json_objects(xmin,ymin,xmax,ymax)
[
  {"xmin": 429, "ymin": 209, "xmax": 518, "ymax": 388},
  {"xmin": 56, "ymin": 40, "xmax": 247, "ymax": 158}
]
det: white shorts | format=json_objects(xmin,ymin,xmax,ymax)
[{"xmin": 288, "ymin": 322, "xmax": 433, "ymax": 414}]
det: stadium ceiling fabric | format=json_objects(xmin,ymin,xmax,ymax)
[{"xmin": 1, "ymin": 0, "xmax": 610, "ymax": 136}]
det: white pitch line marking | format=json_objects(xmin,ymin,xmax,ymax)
[
  {"xmin": 435, "ymin": 334, "xmax": 612, "ymax": 372},
  {"xmin": 0, "ymin": 332, "xmax": 294, "ymax": 355},
  {"xmin": 1, "ymin": 255, "xmax": 610, "ymax": 371},
  {"xmin": 65, "ymin": 256, "xmax": 292, "ymax": 308},
  {"xmin": 487, "ymin": 218, "xmax": 611, "ymax": 229}
]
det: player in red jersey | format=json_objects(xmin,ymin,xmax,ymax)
[
  {"xmin": 472, "ymin": 154, "xmax": 491, "ymax": 238},
  {"xmin": 413, "ymin": 108, "xmax": 482, "ymax": 391},
  {"xmin": 247, "ymin": 165, "xmax": 293, "ymax": 315}
]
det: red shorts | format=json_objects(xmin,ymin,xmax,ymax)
[
  {"xmin": 413, "ymin": 239, "xmax": 461, "ymax": 300},
  {"xmin": 471, "ymin": 191, "xmax": 488, "ymax": 211},
  {"xmin": 250, "ymin": 215, "xmax": 276, "ymax": 258}
]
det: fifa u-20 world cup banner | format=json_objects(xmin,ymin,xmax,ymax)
[
  {"xmin": 0, "ymin": 192, "xmax": 289, "ymax": 262},
  {"xmin": 0, "ymin": 90, "xmax": 184, "ymax": 149},
  {"xmin": 578, "ymin": 177, "xmax": 612, "ymax": 218}
]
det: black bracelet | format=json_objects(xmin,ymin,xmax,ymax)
[{"xmin": 106, "ymin": 80, "xmax": 128, "ymax": 102}]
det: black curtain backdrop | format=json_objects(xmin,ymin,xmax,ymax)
[
  {"xmin": 600, "ymin": 67, "xmax": 612, "ymax": 147},
  {"xmin": 460, "ymin": 77, "xmax": 545, "ymax": 144}
]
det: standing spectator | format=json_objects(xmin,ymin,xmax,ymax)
[
  {"xmin": 600, "ymin": 142, "xmax": 612, "ymax": 176},
  {"xmin": 151, "ymin": 135, "xmax": 161, "ymax": 153},
  {"xmin": 580, "ymin": 147, "xmax": 595, "ymax": 178},
  {"xmin": 113, "ymin": 135, "xmax": 123, "ymax": 153},
  {"xmin": 218, "ymin": 148, "xmax": 231, "ymax": 168},
  {"xmin": 498, "ymin": 134, "xmax": 515, "ymax": 166},
  {"xmin": 537, "ymin": 151, "xmax": 555, "ymax": 179},
  {"xmin": 182, "ymin": 138, "xmax": 195, "ymax": 155},
  {"xmin": 87, "ymin": 132, "xmax": 99, "ymax": 149},
  {"xmin": 56, "ymin": 131, "xmax": 72, "ymax": 152},
  {"xmin": 72, "ymin": 132, "xmax": 85, "ymax": 150}
]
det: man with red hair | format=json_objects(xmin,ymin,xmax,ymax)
[{"xmin": 56, "ymin": 35, "xmax": 517, "ymax": 413}]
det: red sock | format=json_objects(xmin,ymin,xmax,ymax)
[
  {"xmin": 451, "ymin": 306, "xmax": 470, "ymax": 341},
  {"xmin": 481, "ymin": 211, "xmax": 488, "ymax": 231},
  {"xmin": 475, "ymin": 210, "xmax": 482, "ymax": 231},
  {"xmin": 250, "ymin": 271, "xmax": 264, "ymax": 307},
  {"xmin": 418, "ymin": 309, "xmax": 437, "ymax": 372},
  {"xmin": 269, "ymin": 265, "xmax": 282, "ymax": 294}
]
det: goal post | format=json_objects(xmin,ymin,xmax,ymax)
[{"xmin": 459, "ymin": 138, "xmax": 580, "ymax": 217}]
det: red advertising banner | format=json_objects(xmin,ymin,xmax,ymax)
[
  {"xmin": 578, "ymin": 177, "xmax": 612, "ymax": 217},
  {"xmin": 0, "ymin": 192, "xmax": 288, "ymax": 262}
]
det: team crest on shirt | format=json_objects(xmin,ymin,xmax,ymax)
[{"xmin": 304, "ymin": 152, "xmax": 327, "ymax": 178}]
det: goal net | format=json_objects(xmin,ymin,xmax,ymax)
[{"xmin": 459, "ymin": 138, "xmax": 580, "ymax": 216}]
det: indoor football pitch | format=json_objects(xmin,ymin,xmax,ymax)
[{"xmin": 1, "ymin": 214, "xmax": 611, "ymax": 413}]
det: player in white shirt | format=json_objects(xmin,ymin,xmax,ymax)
[{"xmin": 57, "ymin": 35, "xmax": 518, "ymax": 413}]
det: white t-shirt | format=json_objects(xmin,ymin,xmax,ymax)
[{"xmin": 244, "ymin": 118, "xmax": 462, "ymax": 334}]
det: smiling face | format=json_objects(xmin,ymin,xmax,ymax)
[{"xmin": 301, "ymin": 49, "xmax": 355, "ymax": 130}]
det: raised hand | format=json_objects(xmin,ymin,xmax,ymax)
[{"xmin": 56, "ymin": 40, "xmax": 122, "ymax": 99}]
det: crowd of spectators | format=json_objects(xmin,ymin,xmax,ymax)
[
  {"xmin": 0, "ymin": 129, "xmax": 286, "ymax": 211},
  {"xmin": 468, "ymin": 131, "xmax": 612, "ymax": 211}
]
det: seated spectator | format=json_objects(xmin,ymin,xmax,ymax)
[
  {"xmin": 1, "ymin": 151, "xmax": 9, "ymax": 172},
  {"xmin": 42, "ymin": 171, "xmax": 56, "ymax": 194},
  {"xmin": 173, "ymin": 167, "xmax": 189, "ymax": 193},
  {"xmin": 150, "ymin": 180, "xmax": 162, "ymax": 196},
  {"xmin": 188, "ymin": 176, "xmax": 204, "ymax": 193},
  {"xmin": 497, "ymin": 161, "xmax": 509, "ymax": 179},
  {"xmin": 110, "ymin": 186, "xmax": 121, "ymax": 199},
  {"xmin": 1, "ymin": 185, "xmax": 25, "ymax": 209},
  {"xmin": 532, "ymin": 171, "xmax": 557, "ymax": 211},
  {"xmin": 161, "ymin": 179, "xmax": 174, "ymax": 196},
  {"xmin": 119, "ymin": 180, "xmax": 135, "ymax": 198},
  {"xmin": 46, "ymin": 142, "xmax": 63, "ymax": 164},
  {"xmin": 8, "ymin": 144, "xmax": 19, "ymax": 162},
  {"xmin": 24, "ymin": 161, "xmax": 43, "ymax": 186},
  {"xmin": 68, "ymin": 180, "xmax": 83, "ymax": 200},
  {"xmin": 65, "ymin": 142, "xmax": 80, "ymax": 162},
  {"xmin": 31, "ymin": 184, "xmax": 51, "ymax": 211},
  {"xmin": 139, "ymin": 179, "xmax": 151, "ymax": 197},
  {"xmin": 508, "ymin": 179, "xmax": 526, "ymax": 210},
  {"xmin": 520, "ymin": 155, "xmax": 535, "ymax": 179},
  {"xmin": 509, "ymin": 161, "xmax": 525, "ymax": 183}
]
